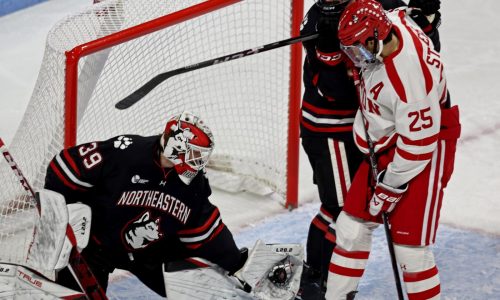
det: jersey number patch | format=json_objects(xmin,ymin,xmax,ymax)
[
  {"xmin": 78, "ymin": 143, "xmax": 102, "ymax": 169},
  {"xmin": 408, "ymin": 108, "xmax": 433, "ymax": 132}
]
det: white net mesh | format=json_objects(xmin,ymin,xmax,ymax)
[{"xmin": 1, "ymin": 0, "xmax": 300, "ymax": 265}]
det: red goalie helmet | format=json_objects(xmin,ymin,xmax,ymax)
[
  {"xmin": 338, "ymin": 0, "xmax": 392, "ymax": 67},
  {"xmin": 160, "ymin": 112, "xmax": 214, "ymax": 184}
]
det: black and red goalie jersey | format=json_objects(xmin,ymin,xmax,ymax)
[{"xmin": 44, "ymin": 133, "xmax": 241, "ymax": 272}]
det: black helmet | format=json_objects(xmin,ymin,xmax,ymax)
[{"xmin": 315, "ymin": 0, "xmax": 350, "ymax": 15}]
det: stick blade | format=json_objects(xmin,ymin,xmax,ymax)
[
  {"xmin": 115, "ymin": 72, "xmax": 175, "ymax": 110},
  {"xmin": 115, "ymin": 93, "xmax": 144, "ymax": 109}
]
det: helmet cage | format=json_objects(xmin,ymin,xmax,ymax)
[{"xmin": 184, "ymin": 143, "xmax": 213, "ymax": 170}]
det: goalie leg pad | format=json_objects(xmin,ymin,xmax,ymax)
[
  {"xmin": 163, "ymin": 241, "xmax": 304, "ymax": 300},
  {"xmin": 0, "ymin": 263, "xmax": 85, "ymax": 299},
  {"xmin": 163, "ymin": 258, "xmax": 254, "ymax": 300}
]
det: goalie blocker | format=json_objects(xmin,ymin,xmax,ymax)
[{"xmin": 0, "ymin": 189, "xmax": 91, "ymax": 299}]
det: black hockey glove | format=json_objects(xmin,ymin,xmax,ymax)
[
  {"xmin": 315, "ymin": 14, "xmax": 346, "ymax": 67},
  {"xmin": 409, "ymin": 9, "xmax": 441, "ymax": 36},
  {"xmin": 316, "ymin": 14, "xmax": 340, "ymax": 54},
  {"xmin": 408, "ymin": 0, "xmax": 441, "ymax": 15}
]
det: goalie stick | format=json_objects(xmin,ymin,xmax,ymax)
[
  {"xmin": 115, "ymin": 32, "xmax": 319, "ymax": 110},
  {"xmin": 351, "ymin": 70, "xmax": 404, "ymax": 300},
  {"xmin": 0, "ymin": 138, "xmax": 108, "ymax": 300}
]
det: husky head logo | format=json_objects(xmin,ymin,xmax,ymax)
[
  {"xmin": 123, "ymin": 212, "xmax": 162, "ymax": 250},
  {"xmin": 162, "ymin": 127, "xmax": 193, "ymax": 164}
]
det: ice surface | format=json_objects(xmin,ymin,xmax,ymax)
[{"xmin": 0, "ymin": 0, "xmax": 499, "ymax": 299}]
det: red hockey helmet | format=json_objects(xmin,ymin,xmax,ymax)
[
  {"xmin": 338, "ymin": 0, "xmax": 392, "ymax": 67},
  {"xmin": 161, "ymin": 112, "xmax": 214, "ymax": 184}
]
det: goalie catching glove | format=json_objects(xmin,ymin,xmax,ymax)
[{"xmin": 369, "ymin": 170, "xmax": 408, "ymax": 217}]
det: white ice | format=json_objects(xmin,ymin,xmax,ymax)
[{"xmin": 0, "ymin": 0, "xmax": 499, "ymax": 299}]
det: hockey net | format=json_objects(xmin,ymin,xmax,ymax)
[{"xmin": 0, "ymin": 0, "xmax": 304, "ymax": 266}]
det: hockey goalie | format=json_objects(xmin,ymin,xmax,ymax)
[
  {"xmin": 0, "ymin": 190, "xmax": 303, "ymax": 299},
  {"xmin": 0, "ymin": 113, "xmax": 304, "ymax": 299}
]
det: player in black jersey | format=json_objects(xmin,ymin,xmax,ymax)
[
  {"xmin": 299, "ymin": 0, "xmax": 442, "ymax": 298},
  {"xmin": 44, "ymin": 112, "xmax": 244, "ymax": 297}
]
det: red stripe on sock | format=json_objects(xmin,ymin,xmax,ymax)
[
  {"xmin": 404, "ymin": 266, "xmax": 438, "ymax": 282},
  {"xmin": 407, "ymin": 284, "xmax": 440, "ymax": 300},
  {"xmin": 333, "ymin": 247, "xmax": 370, "ymax": 259},
  {"xmin": 329, "ymin": 263, "xmax": 364, "ymax": 277}
]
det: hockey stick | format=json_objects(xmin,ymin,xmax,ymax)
[
  {"xmin": 115, "ymin": 32, "xmax": 319, "ymax": 110},
  {"xmin": 0, "ymin": 138, "xmax": 108, "ymax": 300},
  {"xmin": 351, "ymin": 70, "xmax": 405, "ymax": 300}
]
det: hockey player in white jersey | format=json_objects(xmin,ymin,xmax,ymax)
[{"xmin": 325, "ymin": 0, "xmax": 461, "ymax": 298}]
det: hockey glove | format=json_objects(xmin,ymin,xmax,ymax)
[
  {"xmin": 369, "ymin": 170, "xmax": 408, "ymax": 217},
  {"xmin": 408, "ymin": 0, "xmax": 441, "ymax": 15},
  {"xmin": 409, "ymin": 8, "xmax": 441, "ymax": 36},
  {"xmin": 316, "ymin": 15, "xmax": 344, "ymax": 66}
]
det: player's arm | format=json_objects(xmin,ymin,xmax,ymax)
[
  {"xmin": 301, "ymin": 7, "xmax": 322, "ymax": 74},
  {"xmin": 368, "ymin": 95, "xmax": 441, "ymax": 216},
  {"xmin": 302, "ymin": 5, "xmax": 358, "ymax": 103},
  {"xmin": 383, "ymin": 96, "xmax": 441, "ymax": 189},
  {"xmin": 177, "ymin": 177, "xmax": 242, "ymax": 273},
  {"xmin": 177, "ymin": 202, "xmax": 242, "ymax": 274},
  {"xmin": 44, "ymin": 140, "xmax": 106, "ymax": 203}
]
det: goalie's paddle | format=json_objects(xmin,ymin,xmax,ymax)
[
  {"xmin": 115, "ymin": 32, "xmax": 318, "ymax": 110},
  {"xmin": 0, "ymin": 138, "xmax": 108, "ymax": 300}
]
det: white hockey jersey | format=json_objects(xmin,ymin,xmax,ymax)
[{"xmin": 354, "ymin": 9, "xmax": 448, "ymax": 189}]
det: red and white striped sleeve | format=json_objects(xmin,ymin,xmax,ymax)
[
  {"xmin": 44, "ymin": 141, "xmax": 105, "ymax": 201},
  {"xmin": 177, "ymin": 207, "xmax": 226, "ymax": 250}
]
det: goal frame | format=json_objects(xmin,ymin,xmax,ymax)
[{"xmin": 64, "ymin": 0, "xmax": 304, "ymax": 208}]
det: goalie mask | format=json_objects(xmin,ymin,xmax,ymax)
[
  {"xmin": 160, "ymin": 112, "xmax": 214, "ymax": 185},
  {"xmin": 338, "ymin": 0, "xmax": 392, "ymax": 68}
]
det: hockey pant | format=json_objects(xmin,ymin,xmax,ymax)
[{"xmin": 325, "ymin": 211, "xmax": 441, "ymax": 300}]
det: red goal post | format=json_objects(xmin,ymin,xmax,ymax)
[{"xmin": 2, "ymin": 0, "xmax": 305, "ymax": 230}]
